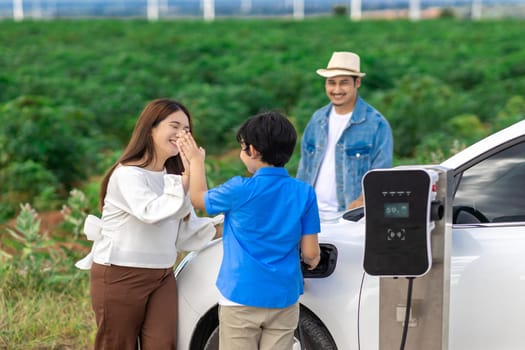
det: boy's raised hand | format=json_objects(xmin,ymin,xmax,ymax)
[
  {"xmin": 177, "ymin": 131, "xmax": 205, "ymax": 163},
  {"xmin": 176, "ymin": 131, "xmax": 208, "ymax": 211}
]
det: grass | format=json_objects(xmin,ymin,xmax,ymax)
[
  {"xmin": 0, "ymin": 200, "xmax": 95, "ymax": 349},
  {"xmin": 0, "ymin": 278, "xmax": 95, "ymax": 349}
]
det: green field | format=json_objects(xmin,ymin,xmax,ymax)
[{"xmin": 0, "ymin": 17, "xmax": 524, "ymax": 348}]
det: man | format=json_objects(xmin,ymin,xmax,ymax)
[{"xmin": 297, "ymin": 51, "xmax": 393, "ymax": 222}]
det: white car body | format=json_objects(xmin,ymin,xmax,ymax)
[{"xmin": 176, "ymin": 120, "xmax": 525, "ymax": 350}]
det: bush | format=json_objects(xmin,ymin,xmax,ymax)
[
  {"xmin": 1, "ymin": 204, "xmax": 63, "ymax": 292},
  {"xmin": 0, "ymin": 96, "xmax": 110, "ymax": 219},
  {"xmin": 0, "ymin": 160, "xmax": 61, "ymax": 221},
  {"xmin": 1, "ymin": 193, "xmax": 91, "ymax": 295},
  {"xmin": 493, "ymin": 95, "xmax": 525, "ymax": 131},
  {"xmin": 378, "ymin": 74, "xmax": 465, "ymax": 157},
  {"xmin": 60, "ymin": 189, "xmax": 90, "ymax": 239},
  {"xmin": 439, "ymin": 8, "xmax": 456, "ymax": 18},
  {"xmin": 0, "ymin": 96, "xmax": 107, "ymax": 186},
  {"xmin": 332, "ymin": 5, "xmax": 348, "ymax": 17},
  {"xmin": 413, "ymin": 113, "xmax": 487, "ymax": 162}
]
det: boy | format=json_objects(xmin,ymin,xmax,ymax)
[{"xmin": 177, "ymin": 111, "xmax": 321, "ymax": 350}]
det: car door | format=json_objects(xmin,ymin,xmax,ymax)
[{"xmin": 449, "ymin": 138, "xmax": 525, "ymax": 349}]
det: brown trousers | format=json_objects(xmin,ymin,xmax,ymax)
[{"xmin": 90, "ymin": 263, "xmax": 178, "ymax": 350}]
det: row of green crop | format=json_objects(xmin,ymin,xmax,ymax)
[{"xmin": 1, "ymin": 18, "xmax": 524, "ymax": 220}]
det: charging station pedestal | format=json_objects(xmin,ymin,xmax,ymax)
[{"xmin": 363, "ymin": 166, "xmax": 453, "ymax": 350}]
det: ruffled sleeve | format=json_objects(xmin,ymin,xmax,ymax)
[
  {"xmin": 74, "ymin": 214, "xmax": 102, "ymax": 270},
  {"xmin": 176, "ymin": 209, "xmax": 224, "ymax": 252}
]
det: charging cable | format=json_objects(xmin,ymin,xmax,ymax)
[
  {"xmin": 357, "ymin": 271, "xmax": 365, "ymax": 350},
  {"xmin": 400, "ymin": 277, "xmax": 415, "ymax": 350}
]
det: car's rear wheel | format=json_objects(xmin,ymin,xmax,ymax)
[{"xmin": 197, "ymin": 306, "xmax": 336, "ymax": 350}]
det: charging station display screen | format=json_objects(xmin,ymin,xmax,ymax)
[{"xmin": 384, "ymin": 202, "xmax": 409, "ymax": 218}]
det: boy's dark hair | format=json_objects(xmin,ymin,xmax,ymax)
[{"xmin": 236, "ymin": 111, "xmax": 297, "ymax": 167}]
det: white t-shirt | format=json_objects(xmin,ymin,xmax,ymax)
[{"xmin": 315, "ymin": 109, "xmax": 352, "ymax": 221}]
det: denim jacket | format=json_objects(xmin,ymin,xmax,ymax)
[{"xmin": 297, "ymin": 97, "xmax": 393, "ymax": 211}]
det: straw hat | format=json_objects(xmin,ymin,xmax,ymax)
[{"xmin": 316, "ymin": 51, "xmax": 366, "ymax": 78}]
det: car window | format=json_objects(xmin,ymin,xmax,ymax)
[{"xmin": 453, "ymin": 141, "xmax": 525, "ymax": 224}]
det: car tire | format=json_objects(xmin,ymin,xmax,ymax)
[
  {"xmin": 198, "ymin": 306, "xmax": 336, "ymax": 350},
  {"xmin": 203, "ymin": 327, "xmax": 219, "ymax": 350},
  {"xmin": 295, "ymin": 307, "xmax": 337, "ymax": 350}
]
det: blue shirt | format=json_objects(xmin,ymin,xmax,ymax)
[
  {"xmin": 297, "ymin": 97, "xmax": 393, "ymax": 211},
  {"xmin": 204, "ymin": 167, "xmax": 320, "ymax": 308}
]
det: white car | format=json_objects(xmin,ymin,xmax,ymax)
[{"xmin": 175, "ymin": 120, "xmax": 525, "ymax": 350}]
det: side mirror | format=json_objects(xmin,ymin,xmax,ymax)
[{"xmin": 342, "ymin": 207, "xmax": 364, "ymax": 222}]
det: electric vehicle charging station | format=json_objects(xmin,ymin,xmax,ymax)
[{"xmin": 363, "ymin": 165, "xmax": 453, "ymax": 350}]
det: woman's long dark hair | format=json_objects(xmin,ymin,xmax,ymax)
[{"xmin": 98, "ymin": 98, "xmax": 193, "ymax": 211}]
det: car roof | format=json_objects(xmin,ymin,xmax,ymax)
[{"xmin": 440, "ymin": 120, "xmax": 525, "ymax": 170}]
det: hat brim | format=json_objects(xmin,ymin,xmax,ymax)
[{"xmin": 316, "ymin": 68, "xmax": 366, "ymax": 78}]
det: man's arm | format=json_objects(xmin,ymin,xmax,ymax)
[
  {"xmin": 347, "ymin": 194, "xmax": 364, "ymax": 210},
  {"xmin": 371, "ymin": 118, "xmax": 394, "ymax": 169},
  {"xmin": 347, "ymin": 118, "xmax": 392, "ymax": 210}
]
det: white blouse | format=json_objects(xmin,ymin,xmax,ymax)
[{"xmin": 76, "ymin": 165, "xmax": 222, "ymax": 270}]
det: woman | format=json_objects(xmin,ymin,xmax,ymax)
[{"xmin": 77, "ymin": 98, "xmax": 220, "ymax": 349}]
